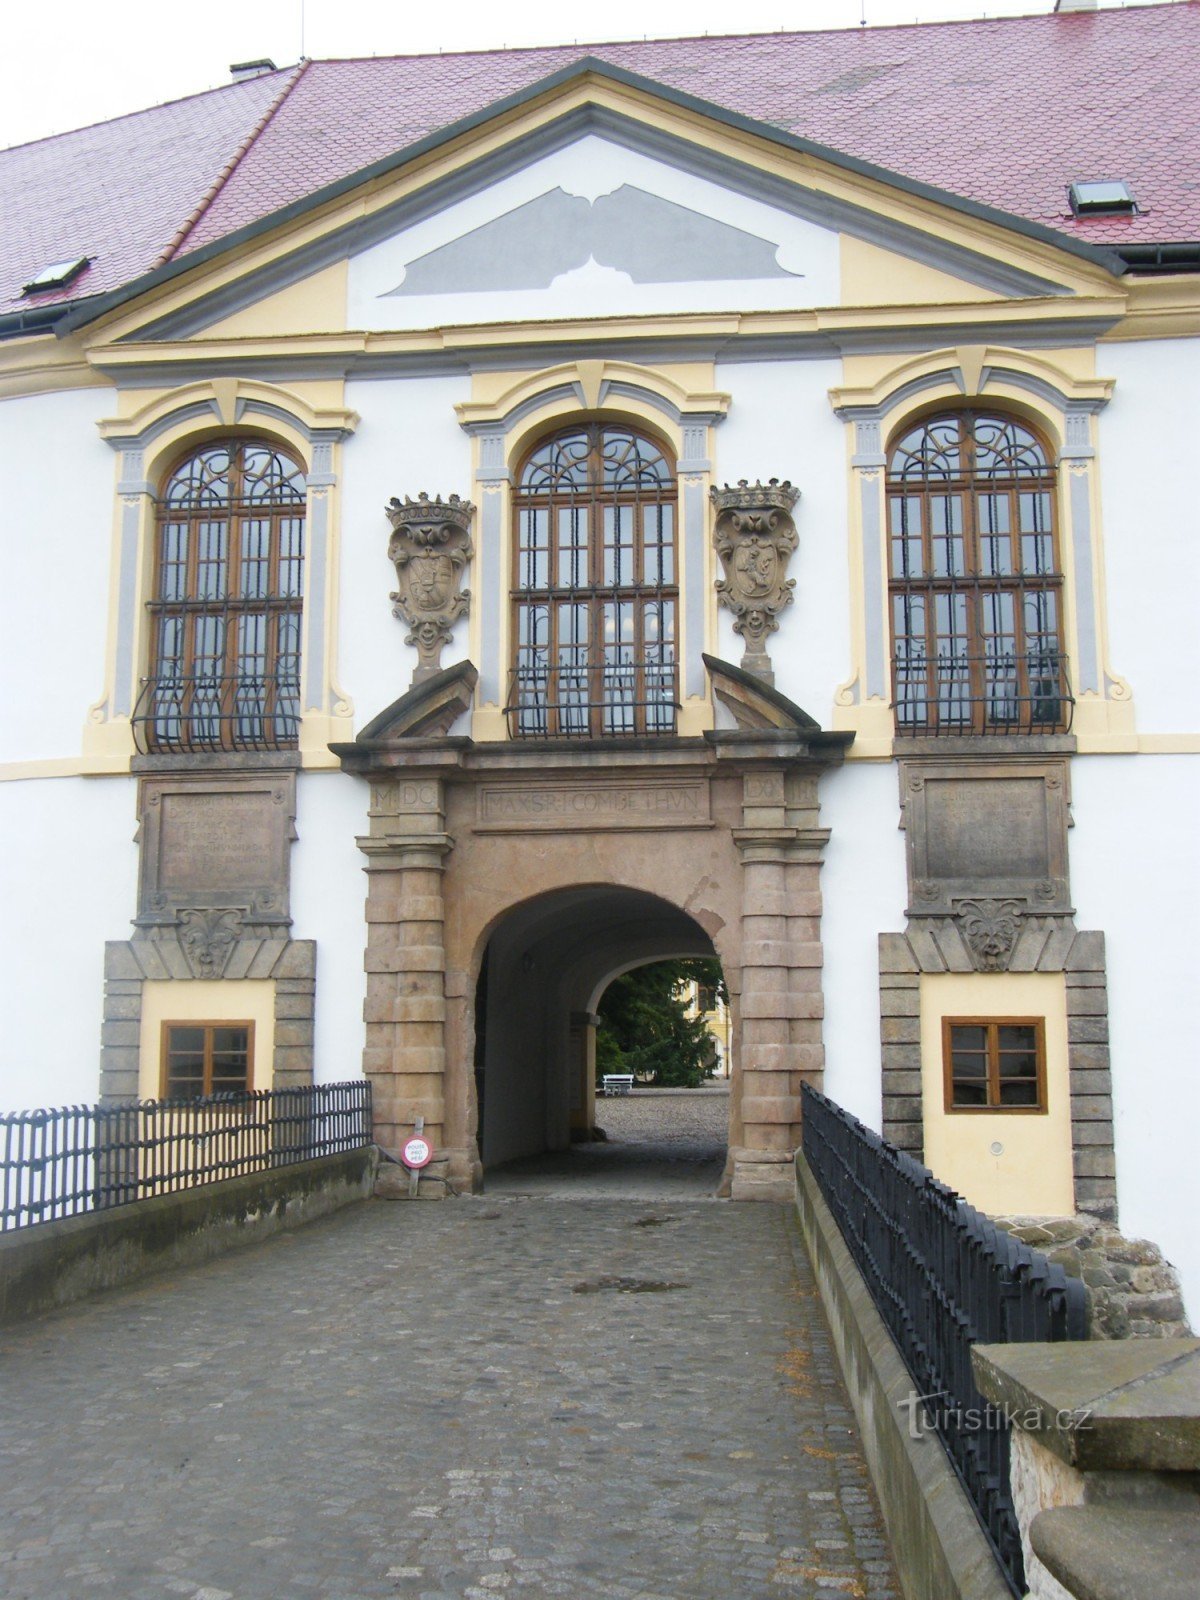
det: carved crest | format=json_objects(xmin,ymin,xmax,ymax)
[
  {"xmin": 178, "ymin": 908, "xmax": 243, "ymax": 978},
  {"xmin": 386, "ymin": 493, "xmax": 475, "ymax": 682},
  {"xmin": 954, "ymin": 898, "xmax": 1027, "ymax": 972},
  {"xmin": 710, "ymin": 479, "xmax": 799, "ymax": 680}
]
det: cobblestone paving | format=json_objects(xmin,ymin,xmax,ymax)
[
  {"xmin": 0, "ymin": 1184, "xmax": 899, "ymax": 1600},
  {"xmin": 487, "ymin": 1088, "xmax": 731, "ymax": 1199}
]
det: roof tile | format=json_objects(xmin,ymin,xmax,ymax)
[{"xmin": 2, "ymin": 6, "xmax": 1196, "ymax": 316}]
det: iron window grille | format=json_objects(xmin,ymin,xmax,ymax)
[
  {"xmin": 887, "ymin": 413, "xmax": 1073, "ymax": 736},
  {"xmin": 507, "ymin": 424, "xmax": 680, "ymax": 738},
  {"xmin": 134, "ymin": 441, "xmax": 307, "ymax": 754}
]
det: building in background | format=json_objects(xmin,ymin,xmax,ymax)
[{"xmin": 1, "ymin": 6, "xmax": 1196, "ymax": 1313}]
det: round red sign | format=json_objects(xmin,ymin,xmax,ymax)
[{"xmin": 402, "ymin": 1135, "xmax": 432, "ymax": 1170}]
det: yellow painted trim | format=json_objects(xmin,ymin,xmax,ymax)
[
  {"xmin": 0, "ymin": 330, "xmax": 103, "ymax": 400},
  {"xmin": 139, "ymin": 980, "xmax": 276, "ymax": 1098},
  {"xmin": 1102, "ymin": 275, "xmax": 1200, "ymax": 342},
  {"xmin": 456, "ymin": 359, "xmax": 729, "ymax": 431},
  {"xmin": 920, "ymin": 971, "xmax": 1074, "ymax": 1217},
  {"xmin": 829, "ymin": 343, "xmax": 1113, "ymax": 415},
  {"xmin": 97, "ymin": 376, "xmax": 358, "ymax": 451},
  {"xmin": 2, "ymin": 731, "xmax": 1196, "ymax": 784}
]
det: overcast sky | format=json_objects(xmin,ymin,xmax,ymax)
[{"xmin": 0, "ymin": 0, "xmax": 1159, "ymax": 151}]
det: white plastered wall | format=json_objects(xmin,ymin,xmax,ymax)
[
  {"xmin": 0, "ymin": 774, "xmax": 138, "ymax": 1110},
  {"xmin": 713, "ymin": 357, "xmax": 849, "ymax": 723},
  {"xmin": 1097, "ymin": 337, "xmax": 1200, "ymax": 733},
  {"xmin": 0, "ymin": 387, "xmax": 115, "ymax": 764},
  {"xmin": 290, "ymin": 769, "xmax": 370, "ymax": 1084},
  {"xmin": 340, "ymin": 375, "xmax": 473, "ymax": 718},
  {"xmin": 819, "ymin": 761, "xmax": 907, "ymax": 1129},
  {"xmin": 1070, "ymin": 753, "xmax": 1200, "ymax": 1324}
]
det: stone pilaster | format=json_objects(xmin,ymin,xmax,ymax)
[
  {"xmin": 358, "ymin": 779, "xmax": 453, "ymax": 1180},
  {"xmin": 729, "ymin": 769, "xmax": 829, "ymax": 1200}
]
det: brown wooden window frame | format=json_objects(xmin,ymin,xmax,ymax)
[
  {"xmin": 160, "ymin": 1020, "xmax": 255, "ymax": 1100},
  {"xmin": 136, "ymin": 438, "xmax": 308, "ymax": 754},
  {"xmin": 507, "ymin": 421, "xmax": 680, "ymax": 738},
  {"xmin": 942, "ymin": 1016, "xmax": 1047, "ymax": 1114},
  {"xmin": 886, "ymin": 409, "xmax": 1072, "ymax": 737}
]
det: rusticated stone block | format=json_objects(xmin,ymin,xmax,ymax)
[
  {"xmin": 881, "ymin": 1016, "xmax": 920, "ymax": 1044},
  {"xmin": 879, "ymin": 987, "xmax": 920, "ymax": 1018},
  {"xmin": 1073, "ymin": 1149, "xmax": 1117, "ymax": 1178},
  {"xmin": 1069, "ymin": 1094, "xmax": 1114, "ymax": 1121},
  {"xmin": 878, "ymin": 935, "xmax": 919, "ymax": 974},
  {"xmin": 1068, "ymin": 1017, "xmax": 1109, "ymax": 1044},
  {"xmin": 1065, "ymin": 930, "xmax": 1107, "ymax": 971},
  {"xmin": 740, "ymin": 1095, "xmax": 802, "ymax": 1125}
]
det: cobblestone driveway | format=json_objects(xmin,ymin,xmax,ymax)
[{"xmin": 0, "ymin": 1188, "xmax": 898, "ymax": 1600}]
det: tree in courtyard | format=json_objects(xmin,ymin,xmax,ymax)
[{"xmin": 595, "ymin": 958, "xmax": 726, "ymax": 1088}]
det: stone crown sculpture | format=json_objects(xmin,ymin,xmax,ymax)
[
  {"xmin": 710, "ymin": 479, "xmax": 800, "ymax": 683},
  {"xmin": 386, "ymin": 492, "xmax": 475, "ymax": 683}
]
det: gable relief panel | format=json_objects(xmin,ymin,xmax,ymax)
[{"xmin": 346, "ymin": 133, "xmax": 839, "ymax": 329}]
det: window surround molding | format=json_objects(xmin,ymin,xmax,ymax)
[
  {"xmin": 828, "ymin": 345, "xmax": 1131, "ymax": 757},
  {"xmin": 455, "ymin": 360, "xmax": 729, "ymax": 741},
  {"xmin": 87, "ymin": 378, "xmax": 359, "ymax": 771}
]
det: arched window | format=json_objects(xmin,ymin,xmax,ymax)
[
  {"xmin": 135, "ymin": 440, "xmax": 307, "ymax": 753},
  {"xmin": 887, "ymin": 412, "xmax": 1071, "ymax": 735},
  {"xmin": 509, "ymin": 423, "xmax": 678, "ymax": 737}
]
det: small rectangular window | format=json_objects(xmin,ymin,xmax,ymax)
[
  {"xmin": 943, "ymin": 1017, "xmax": 1046, "ymax": 1112},
  {"xmin": 162, "ymin": 1021, "xmax": 253, "ymax": 1099}
]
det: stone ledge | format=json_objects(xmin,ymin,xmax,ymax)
[
  {"xmin": 0, "ymin": 1148, "xmax": 378, "ymax": 1326},
  {"xmin": 795, "ymin": 1151, "xmax": 1012, "ymax": 1600},
  {"xmin": 1030, "ymin": 1505, "xmax": 1200, "ymax": 1600},
  {"xmin": 972, "ymin": 1339, "xmax": 1200, "ymax": 1472}
]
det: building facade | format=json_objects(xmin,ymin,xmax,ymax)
[{"xmin": 1, "ymin": 9, "xmax": 1197, "ymax": 1309}]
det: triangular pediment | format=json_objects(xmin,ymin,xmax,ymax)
[{"xmin": 73, "ymin": 61, "xmax": 1125, "ymax": 350}]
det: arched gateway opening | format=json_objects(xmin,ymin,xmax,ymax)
[
  {"xmin": 334, "ymin": 655, "xmax": 852, "ymax": 1202},
  {"xmin": 474, "ymin": 886, "xmax": 721, "ymax": 1174}
]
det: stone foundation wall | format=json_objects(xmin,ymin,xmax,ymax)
[{"xmin": 997, "ymin": 1216, "xmax": 1191, "ymax": 1339}]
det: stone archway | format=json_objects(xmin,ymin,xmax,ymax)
[
  {"xmin": 334, "ymin": 656, "xmax": 852, "ymax": 1200},
  {"xmin": 472, "ymin": 884, "xmax": 719, "ymax": 1171}
]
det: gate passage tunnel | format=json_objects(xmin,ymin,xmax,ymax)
[{"xmin": 474, "ymin": 886, "xmax": 721, "ymax": 1171}]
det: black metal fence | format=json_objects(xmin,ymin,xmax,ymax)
[
  {"xmin": 1, "ymin": 1081, "xmax": 372, "ymax": 1232},
  {"xmin": 800, "ymin": 1084, "xmax": 1087, "ymax": 1597}
]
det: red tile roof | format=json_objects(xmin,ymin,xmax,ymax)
[{"xmin": 3, "ymin": 4, "xmax": 1198, "ymax": 319}]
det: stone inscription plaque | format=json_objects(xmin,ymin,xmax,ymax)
[
  {"xmin": 476, "ymin": 781, "xmax": 709, "ymax": 830},
  {"xmin": 924, "ymin": 778, "xmax": 1048, "ymax": 881},
  {"xmin": 137, "ymin": 774, "xmax": 295, "ymax": 924},
  {"xmin": 159, "ymin": 792, "xmax": 278, "ymax": 889},
  {"xmin": 901, "ymin": 759, "xmax": 1071, "ymax": 914}
]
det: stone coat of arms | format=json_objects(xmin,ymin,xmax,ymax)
[
  {"xmin": 710, "ymin": 479, "xmax": 800, "ymax": 681},
  {"xmin": 385, "ymin": 493, "xmax": 475, "ymax": 681}
]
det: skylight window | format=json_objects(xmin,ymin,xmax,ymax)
[
  {"xmin": 22, "ymin": 256, "xmax": 91, "ymax": 295},
  {"xmin": 1068, "ymin": 181, "xmax": 1137, "ymax": 216}
]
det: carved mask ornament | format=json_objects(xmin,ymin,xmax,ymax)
[
  {"xmin": 385, "ymin": 492, "xmax": 475, "ymax": 682},
  {"xmin": 178, "ymin": 908, "xmax": 243, "ymax": 979},
  {"xmin": 710, "ymin": 479, "xmax": 800, "ymax": 681},
  {"xmin": 955, "ymin": 898, "xmax": 1027, "ymax": 972}
]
